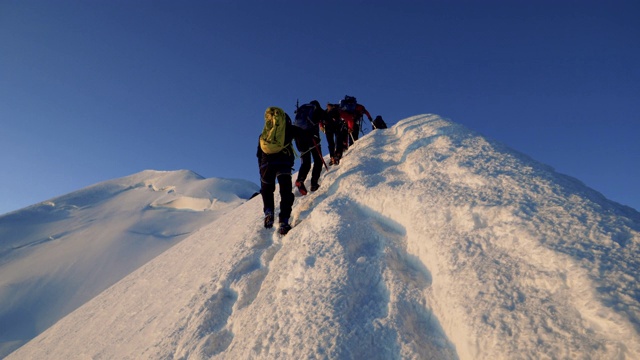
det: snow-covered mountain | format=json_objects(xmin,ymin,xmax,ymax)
[
  {"xmin": 6, "ymin": 115, "xmax": 640, "ymax": 359},
  {"xmin": 0, "ymin": 170, "xmax": 258, "ymax": 358}
]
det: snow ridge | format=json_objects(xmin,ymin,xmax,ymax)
[
  {"xmin": 0, "ymin": 170, "xmax": 258, "ymax": 357},
  {"xmin": 8, "ymin": 115, "xmax": 640, "ymax": 359}
]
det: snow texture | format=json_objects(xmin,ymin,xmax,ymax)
[
  {"xmin": 0, "ymin": 170, "xmax": 258, "ymax": 357},
  {"xmin": 5, "ymin": 115, "xmax": 640, "ymax": 359}
]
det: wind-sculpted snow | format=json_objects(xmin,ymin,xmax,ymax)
[
  {"xmin": 0, "ymin": 170, "xmax": 258, "ymax": 357},
  {"xmin": 8, "ymin": 115, "xmax": 640, "ymax": 359}
]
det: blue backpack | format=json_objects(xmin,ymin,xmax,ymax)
[
  {"xmin": 294, "ymin": 103, "xmax": 318, "ymax": 131},
  {"xmin": 339, "ymin": 95, "xmax": 357, "ymax": 113}
]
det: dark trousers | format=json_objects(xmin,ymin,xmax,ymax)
[
  {"xmin": 325, "ymin": 126, "xmax": 344, "ymax": 159},
  {"xmin": 260, "ymin": 164, "xmax": 294, "ymax": 222},
  {"xmin": 348, "ymin": 122, "xmax": 360, "ymax": 146},
  {"xmin": 296, "ymin": 135, "xmax": 323, "ymax": 186}
]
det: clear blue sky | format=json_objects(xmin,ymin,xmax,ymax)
[{"xmin": 1, "ymin": 0, "xmax": 639, "ymax": 215}]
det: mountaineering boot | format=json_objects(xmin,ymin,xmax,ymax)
[
  {"xmin": 329, "ymin": 157, "xmax": 336, "ymax": 166},
  {"xmin": 295, "ymin": 180, "xmax": 308, "ymax": 195},
  {"xmin": 310, "ymin": 183, "xmax": 320, "ymax": 192},
  {"xmin": 264, "ymin": 209, "xmax": 274, "ymax": 229},
  {"xmin": 278, "ymin": 219, "xmax": 292, "ymax": 235}
]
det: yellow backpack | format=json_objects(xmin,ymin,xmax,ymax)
[{"xmin": 259, "ymin": 107, "xmax": 289, "ymax": 154}]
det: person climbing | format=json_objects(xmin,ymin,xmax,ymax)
[
  {"xmin": 257, "ymin": 106, "xmax": 302, "ymax": 235},
  {"xmin": 372, "ymin": 115, "xmax": 388, "ymax": 129},
  {"xmin": 293, "ymin": 100, "xmax": 326, "ymax": 194},
  {"xmin": 323, "ymin": 103, "xmax": 347, "ymax": 165},
  {"xmin": 338, "ymin": 95, "xmax": 373, "ymax": 146}
]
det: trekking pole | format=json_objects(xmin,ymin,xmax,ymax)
[
  {"xmin": 349, "ymin": 131, "xmax": 356, "ymax": 145},
  {"xmin": 312, "ymin": 137, "xmax": 329, "ymax": 171}
]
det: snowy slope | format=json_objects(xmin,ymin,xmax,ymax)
[
  {"xmin": 8, "ymin": 115, "xmax": 640, "ymax": 359},
  {"xmin": 0, "ymin": 170, "xmax": 258, "ymax": 357}
]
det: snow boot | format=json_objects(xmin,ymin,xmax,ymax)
[
  {"xmin": 295, "ymin": 180, "xmax": 308, "ymax": 195},
  {"xmin": 264, "ymin": 209, "xmax": 274, "ymax": 229},
  {"xmin": 278, "ymin": 220, "xmax": 292, "ymax": 235},
  {"xmin": 329, "ymin": 157, "xmax": 336, "ymax": 166},
  {"xmin": 310, "ymin": 183, "xmax": 320, "ymax": 192}
]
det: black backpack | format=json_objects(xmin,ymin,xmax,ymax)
[
  {"xmin": 294, "ymin": 103, "xmax": 318, "ymax": 131},
  {"xmin": 373, "ymin": 115, "xmax": 387, "ymax": 129}
]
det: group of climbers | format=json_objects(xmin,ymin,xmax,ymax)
[{"xmin": 257, "ymin": 95, "xmax": 387, "ymax": 235}]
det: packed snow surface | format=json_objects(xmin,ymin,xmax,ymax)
[{"xmin": 7, "ymin": 115, "xmax": 640, "ymax": 359}]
